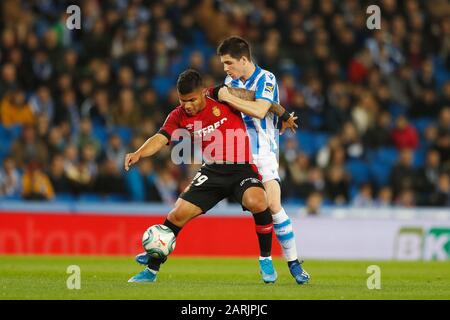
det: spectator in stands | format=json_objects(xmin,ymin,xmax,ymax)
[
  {"xmin": 22, "ymin": 161, "xmax": 54, "ymax": 201},
  {"xmin": 341, "ymin": 122, "xmax": 365, "ymax": 160},
  {"xmin": 297, "ymin": 166, "xmax": 326, "ymax": 199},
  {"xmin": 415, "ymin": 149, "xmax": 441, "ymax": 204},
  {"xmin": 352, "ymin": 183, "xmax": 375, "ymax": 207},
  {"xmin": 10, "ymin": 125, "xmax": 48, "ymax": 169},
  {"xmin": 300, "ymin": 191, "xmax": 323, "ymax": 216},
  {"xmin": 287, "ymin": 153, "xmax": 310, "ymax": 189},
  {"xmin": 48, "ymin": 153, "xmax": 72, "ymax": 194},
  {"xmin": 0, "ymin": 63, "xmax": 18, "ymax": 98},
  {"xmin": 53, "ymin": 89, "xmax": 80, "ymax": 131},
  {"xmin": 75, "ymin": 118, "xmax": 101, "ymax": 156},
  {"xmin": 103, "ymin": 133, "xmax": 126, "ymax": 172},
  {"xmin": 390, "ymin": 148, "xmax": 417, "ymax": 198},
  {"xmin": 391, "ymin": 115, "xmax": 419, "ymax": 150},
  {"xmin": 95, "ymin": 159, "xmax": 126, "ymax": 196},
  {"xmin": 0, "ymin": 156, "xmax": 21, "ymax": 198},
  {"xmin": 437, "ymin": 107, "xmax": 450, "ymax": 137},
  {"xmin": 0, "ymin": 88, "xmax": 34, "ymax": 127},
  {"xmin": 374, "ymin": 186, "xmax": 393, "ymax": 208},
  {"xmin": 429, "ymin": 172, "xmax": 450, "ymax": 207},
  {"xmin": 125, "ymin": 158, "xmax": 162, "ymax": 202},
  {"xmin": 47, "ymin": 126, "xmax": 67, "ymax": 159},
  {"xmin": 29, "ymin": 85, "xmax": 54, "ymax": 122},
  {"xmin": 363, "ymin": 110, "xmax": 393, "ymax": 149},
  {"xmin": 86, "ymin": 89, "xmax": 114, "ymax": 128},
  {"xmin": 325, "ymin": 165, "xmax": 350, "ymax": 205},
  {"xmin": 153, "ymin": 167, "xmax": 178, "ymax": 205},
  {"xmin": 395, "ymin": 188, "xmax": 416, "ymax": 208},
  {"xmin": 112, "ymin": 88, "xmax": 141, "ymax": 128}
]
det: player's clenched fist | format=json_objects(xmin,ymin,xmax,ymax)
[{"xmin": 124, "ymin": 152, "xmax": 140, "ymax": 171}]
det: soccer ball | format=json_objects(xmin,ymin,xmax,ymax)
[{"xmin": 142, "ymin": 224, "xmax": 176, "ymax": 258}]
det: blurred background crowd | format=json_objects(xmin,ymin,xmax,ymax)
[{"xmin": 0, "ymin": 0, "xmax": 449, "ymax": 212}]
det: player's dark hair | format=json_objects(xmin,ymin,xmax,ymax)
[
  {"xmin": 176, "ymin": 69, "xmax": 203, "ymax": 94},
  {"xmin": 217, "ymin": 36, "xmax": 252, "ymax": 61}
]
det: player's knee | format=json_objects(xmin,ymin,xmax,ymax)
[{"xmin": 245, "ymin": 195, "xmax": 268, "ymax": 213}]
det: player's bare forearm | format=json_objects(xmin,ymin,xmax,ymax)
[
  {"xmin": 225, "ymin": 87, "xmax": 286, "ymax": 118},
  {"xmin": 219, "ymin": 87, "xmax": 270, "ymax": 119},
  {"xmin": 125, "ymin": 133, "xmax": 169, "ymax": 171},
  {"xmin": 135, "ymin": 133, "xmax": 168, "ymax": 158},
  {"xmin": 227, "ymin": 87, "xmax": 256, "ymax": 101},
  {"xmin": 269, "ymin": 102, "xmax": 286, "ymax": 117}
]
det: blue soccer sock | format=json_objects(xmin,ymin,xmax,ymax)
[{"xmin": 272, "ymin": 208, "xmax": 299, "ymax": 262}]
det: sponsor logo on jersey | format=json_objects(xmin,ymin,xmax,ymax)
[{"xmin": 264, "ymin": 83, "xmax": 274, "ymax": 93}]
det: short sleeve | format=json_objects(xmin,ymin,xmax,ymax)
[
  {"xmin": 159, "ymin": 108, "xmax": 182, "ymax": 142},
  {"xmin": 255, "ymin": 73, "xmax": 276, "ymax": 103}
]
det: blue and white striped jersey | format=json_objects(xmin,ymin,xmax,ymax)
[{"xmin": 224, "ymin": 65, "xmax": 279, "ymax": 158}]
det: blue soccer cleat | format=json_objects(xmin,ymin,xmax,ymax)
[
  {"xmin": 127, "ymin": 268, "xmax": 157, "ymax": 283},
  {"xmin": 259, "ymin": 258, "xmax": 277, "ymax": 283},
  {"xmin": 135, "ymin": 252, "xmax": 167, "ymax": 265},
  {"xmin": 289, "ymin": 260, "xmax": 310, "ymax": 284},
  {"xmin": 135, "ymin": 252, "xmax": 150, "ymax": 265}
]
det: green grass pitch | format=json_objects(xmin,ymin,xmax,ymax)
[{"xmin": 1, "ymin": 256, "xmax": 449, "ymax": 300}]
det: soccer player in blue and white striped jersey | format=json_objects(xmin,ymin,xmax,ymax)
[{"xmin": 216, "ymin": 36, "xmax": 310, "ymax": 284}]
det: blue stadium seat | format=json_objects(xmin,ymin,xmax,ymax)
[
  {"xmin": 413, "ymin": 147, "xmax": 426, "ymax": 168},
  {"xmin": 151, "ymin": 76, "xmax": 173, "ymax": 99},
  {"xmin": 374, "ymin": 147, "xmax": 399, "ymax": 166},
  {"xmin": 78, "ymin": 193, "xmax": 102, "ymax": 202},
  {"xmin": 369, "ymin": 162, "xmax": 391, "ymax": 187},
  {"xmin": 54, "ymin": 193, "xmax": 76, "ymax": 202},
  {"xmin": 411, "ymin": 117, "xmax": 434, "ymax": 137},
  {"xmin": 313, "ymin": 133, "xmax": 329, "ymax": 152},
  {"xmin": 92, "ymin": 125, "xmax": 108, "ymax": 145},
  {"xmin": 104, "ymin": 193, "xmax": 128, "ymax": 202},
  {"xmin": 345, "ymin": 159, "xmax": 370, "ymax": 185},
  {"xmin": 349, "ymin": 184, "xmax": 360, "ymax": 202},
  {"xmin": 112, "ymin": 126, "xmax": 133, "ymax": 146},
  {"xmin": 296, "ymin": 131, "xmax": 315, "ymax": 156},
  {"xmin": 388, "ymin": 103, "xmax": 407, "ymax": 119}
]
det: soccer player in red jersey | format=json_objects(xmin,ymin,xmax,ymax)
[{"xmin": 125, "ymin": 69, "xmax": 276, "ymax": 283}]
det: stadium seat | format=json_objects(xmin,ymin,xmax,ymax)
[
  {"xmin": 112, "ymin": 126, "xmax": 133, "ymax": 146},
  {"xmin": 151, "ymin": 76, "xmax": 173, "ymax": 99},
  {"xmin": 92, "ymin": 125, "xmax": 108, "ymax": 146},
  {"xmin": 296, "ymin": 131, "xmax": 315, "ymax": 156},
  {"xmin": 53, "ymin": 193, "xmax": 76, "ymax": 202},
  {"xmin": 104, "ymin": 193, "xmax": 128, "ymax": 202},
  {"xmin": 78, "ymin": 193, "xmax": 102, "ymax": 202},
  {"xmin": 374, "ymin": 147, "xmax": 399, "ymax": 167},
  {"xmin": 411, "ymin": 117, "xmax": 434, "ymax": 137},
  {"xmin": 369, "ymin": 162, "xmax": 391, "ymax": 187},
  {"xmin": 345, "ymin": 159, "xmax": 370, "ymax": 185}
]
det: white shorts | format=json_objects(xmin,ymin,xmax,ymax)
[{"xmin": 253, "ymin": 152, "xmax": 280, "ymax": 183}]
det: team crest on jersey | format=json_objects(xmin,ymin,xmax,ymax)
[
  {"xmin": 264, "ymin": 83, "xmax": 274, "ymax": 93},
  {"xmin": 212, "ymin": 106, "xmax": 221, "ymax": 117},
  {"xmin": 186, "ymin": 123, "xmax": 193, "ymax": 130}
]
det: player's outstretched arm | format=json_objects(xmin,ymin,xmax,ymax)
[
  {"xmin": 124, "ymin": 133, "xmax": 168, "ymax": 171},
  {"xmin": 219, "ymin": 87, "xmax": 298, "ymax": 134},
  {"xmin": 218, "ymin": 87, "xmax": 271, "ymax": 119}
]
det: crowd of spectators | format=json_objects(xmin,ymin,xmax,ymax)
[{"xmin": 0, "ymin": 0, "xmax": 449, "ymax": 211}]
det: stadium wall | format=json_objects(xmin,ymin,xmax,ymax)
[
  {"xmin": 0, "ymin": 202, "xmax": 282, "ymax": 256},
  {"xmin": 0, "ymin": 203, "xmax": 449, "ymax": 260}
]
